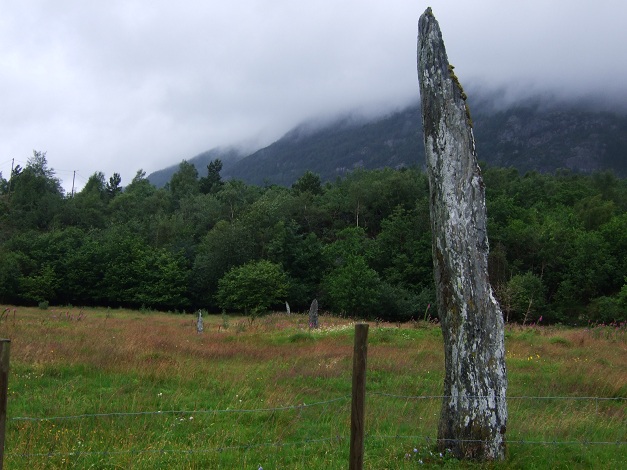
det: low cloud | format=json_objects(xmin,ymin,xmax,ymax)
[{"xmin": 1, "ymin": 0, "xmax": 625, "ymax": 192}]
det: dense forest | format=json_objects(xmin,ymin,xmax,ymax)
[{"xmin": 1, "ymin": 151, "xmax": 626, "ymax": 324}]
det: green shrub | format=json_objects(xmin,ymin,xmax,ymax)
[
  {"xmin": 321, "ymin": 256, "xmax": 381, "ymax": 318},
  {"xmin": 587, "ymin": 296, "xmax": 624, "ymax": 323},
  {"xmin": 377, "ymin": 282, "xmax": 421, "ymax": 322},
  {"xmin": 217, "ymin": 260, "xmax": 289, "ymax": 315}
]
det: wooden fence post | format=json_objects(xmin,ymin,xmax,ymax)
[
  {"xmin": 0, "ymin": 339, "xmax": 10, "ymax": 470},
  {"xmin": 349, "ymin": 323, "xmax": 368, "ymax": 470}
]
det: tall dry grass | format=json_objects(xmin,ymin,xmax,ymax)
[{"xmin": 0, "ymin": 306, "xmax": 625, "ymax": 468}]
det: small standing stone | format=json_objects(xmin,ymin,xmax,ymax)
[
  {"xmin": 285, "ymin": 301, "xmax": 291, "ymax": 315},
  {"xmin": 196, "ymin": 310, "xmax": 204, "ymax": 333},
  {"xmin": 308, "ymin": 299, "xmax": 318, "ymax": 329}
]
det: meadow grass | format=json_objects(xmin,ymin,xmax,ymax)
[{"xmin": 0, "ymin": 306, "xmax": 625, "ymax": 469}]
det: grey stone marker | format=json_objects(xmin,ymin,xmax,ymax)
[
  {"xmin": 308, "ymin": 299, "xmax": 318, "ymax": 329},
  {"xmin": 196, "ymin": 310, "xmax": 204, "ymax": 333}
]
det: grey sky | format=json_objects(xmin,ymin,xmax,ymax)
[{"xmin": 1, "ymin": 0, "xmax": 625, "ymax": 192}]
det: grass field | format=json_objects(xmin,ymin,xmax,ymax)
[{"xmin": 0, "ymin": 306, "xmax": 625, "ymax": 469}]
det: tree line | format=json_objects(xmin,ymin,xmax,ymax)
[{"xmin": 1, "ymin": 151, "xmax": 625, "ymax": 324}]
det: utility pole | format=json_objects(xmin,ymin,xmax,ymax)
[
  {"xmin": 8, "ymin": 159, "xmax": 14, "ymax": 195},
  {"xmin": 71, "ymin": 170, "xmax": 76, "ymax": 197},
  {"xmin": 4, "ymin": 158, "xmax": 15, "ymax": 201}
]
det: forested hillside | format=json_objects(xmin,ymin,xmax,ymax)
[{"xmin": 2, "ymin": 151, "xmax": 626, "ymax": 324}]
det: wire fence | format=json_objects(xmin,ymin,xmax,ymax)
[
  {"xmin": 10, "ymin": 396, "xmax": 351, "ymax": 423},
  {"xmin": 6, "ymin": 392, "xmax": 626, "ymax": 467}
]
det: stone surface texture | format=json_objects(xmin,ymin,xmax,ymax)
[{"xmin": 417, "ymin": 7, "xmax": 507, "ymax": 460}]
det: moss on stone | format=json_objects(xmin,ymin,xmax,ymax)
[
  {"xmin": 447, "ymin": 65, "xmax": 473, "ymax": 127},
  {"xmin": 465, "ymin": 103, "xmax": 473, "ymax": 128}
]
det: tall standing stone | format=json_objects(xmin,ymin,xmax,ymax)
[{"xmin": 417, "ymin": 8, "xmax": 507, "ymax": 460}]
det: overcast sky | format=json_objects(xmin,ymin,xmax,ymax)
[{"xmin": 2, "ymin": 0, "xmax": 626, "ymax": 193}]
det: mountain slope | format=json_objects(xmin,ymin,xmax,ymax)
[
  {"xmin": 221, "ymin": 106, "xmax": 424, "ymax": 186},
  {"xmin": 150, "ymin": 97, "xmax": 627, "ymax": 187},
  {"xmin": 472, "ymin": 100, "xmax": 627, "ymax": 175}
]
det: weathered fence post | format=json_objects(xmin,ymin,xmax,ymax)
[
  {"xmin": 349, "ymin": 323, "xmax": 369, "ymax": 470},
  {"xmin": 0, "ymin": 339, "xmax": 11, "ymax": 470}
]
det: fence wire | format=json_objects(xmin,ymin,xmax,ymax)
[
  {"xmin": 7, "ymin": 392, "xmax": 625, "ymax": 465},
  {"xmin": 11, "ymin": 394, "xmax": 625, "ymax": 423},
  {"xmin": 10, "ymin": 435, "xmax": 345, "ymax": 459},
  {"xmin": 10, "ymin": 396, "xmax": 351, "ymax": 422}
]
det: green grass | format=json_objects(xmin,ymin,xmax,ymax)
[{"xmin": 0, "ymin": 307, "xmax": 625, "ymax": 468}]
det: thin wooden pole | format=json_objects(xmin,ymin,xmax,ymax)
[
  {"xmin": 0, "ymin": 339, "xmax": 10, "ymax": 470},
  {"xmin": 349, "ymin": 323, "xmax": 368, "ymax": 470}
]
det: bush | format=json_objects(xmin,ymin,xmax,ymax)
[
  {"xmin": 216, "ymin": 260, "xmax": 289, "ymax": 315},
  {"xmin": 587, "ymin": 296, "xmax": 625, "ymax": 323},
  {"xmin": 321, "ymin": 256, "xmax": 381, "ymax": 318},
  {"xmin": 498, "ymin": 272, "xmax": 546, "ymax": 323},
  {"xmin": 618, "ymin": 278, "xmax": 627, "ymax": 309},
  {"xmin": 377, "ymin": 283, "xmax": 421, "ymax": 322}
]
